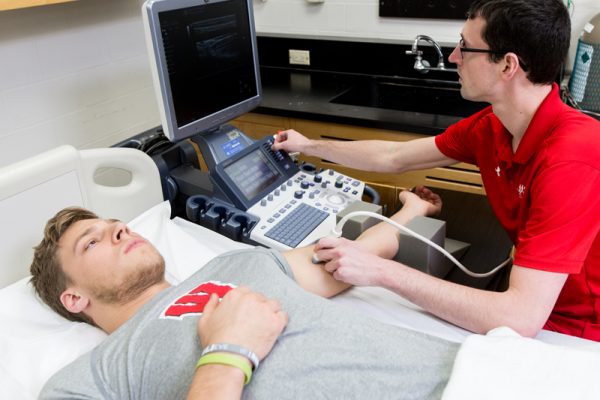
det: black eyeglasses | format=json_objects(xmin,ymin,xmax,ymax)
[
  {"xmin": 458, "ymin": 39, "xmax": 529, "ymax": 71},
  {"xmin": 457, "ymin": 38, "xmax": 504, "ymax": 57}
]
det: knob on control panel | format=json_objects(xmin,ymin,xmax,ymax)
[{"xmin": 247, "ymin": 167, "xmax": 366, "ymax": 251}]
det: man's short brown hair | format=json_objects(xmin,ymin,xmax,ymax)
[
  {"xmin": 467, "ymin": 0, "xmax": 570, "ymax": 84},
  {"xmin": 30, "ymin": 207, "xmax": 98, "ymax": 325}
]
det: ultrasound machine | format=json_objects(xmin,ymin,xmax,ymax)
[{"xmin": 138, "ymin": 0, "xmax": 371, "ymax": 251}]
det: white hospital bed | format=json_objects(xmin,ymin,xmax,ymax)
[{"xmin": 1, "ymin": 145, "xmax": 599, "ymax": 400}]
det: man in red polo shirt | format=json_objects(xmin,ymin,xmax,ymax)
[{"xmin": 272, "ymin": 0, "xmax": 600, "ymax": 341}]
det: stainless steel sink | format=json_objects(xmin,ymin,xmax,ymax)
[{"xmin": 330, "ymin": 79, "xmax": 488, "ymax": 118}]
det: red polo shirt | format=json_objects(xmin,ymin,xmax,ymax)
[{"xmin": 435, "ymin": 84, "xmax": 600, "ymax": 341}]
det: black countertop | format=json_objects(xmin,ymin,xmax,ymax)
[
  {"xmin": 254, "ymin": 67, "xmax": 486, "ymax": 135},
  {"xmin": 251, "ymin": 37, "xmax": 492, "ymax": 135}
]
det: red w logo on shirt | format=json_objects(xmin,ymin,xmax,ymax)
[{"xmin": 160, "ymin": 281, "xmax": 236, "ymax": 319}]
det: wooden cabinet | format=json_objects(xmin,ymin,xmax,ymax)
[
  {"xmin": 0, "ymin": 0, "xmax": 76, "ymax": 11},
  {"xmin": 232, "ymin": 112, "xmax": 484, "ymax": 214}
]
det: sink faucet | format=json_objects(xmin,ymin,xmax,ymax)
[{"xmin": 405, "ymin": 35, "xmax": 457, "ymax": 73}]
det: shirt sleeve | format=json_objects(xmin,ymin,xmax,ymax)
[
  {"xmin": 39, "ymin": 353, "xmax": 103, "ymax": 399},
  {"xmin": 435, "ymin": 106, "xmax": 493, "ymax": 165},
  {"xmin": 260, "ymin": 247, "xmax": 297, "ymax": 281},
  {"xmin": 514, "ymin": 162, "xmax": 600, "ymax": 273}
]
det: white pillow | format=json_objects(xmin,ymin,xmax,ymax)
[
  {"xmin": 0, "ymin": 201, "xmax": 246, "ymax": 400},
  {"xmin": 0, "ymin": 276, "xmax": 106, "ymax": 400}
]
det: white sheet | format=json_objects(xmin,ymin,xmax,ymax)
[
  {"xmin": 442, "ymin": 327, "xmax": 600, "ymax": 399},
  {"xmin": 0, "ymin": 277, "xmax": 107, "ymax": 400},
  {"xmin": 332, "ymin": 286, "xmax": 471, "ymax": 343}
]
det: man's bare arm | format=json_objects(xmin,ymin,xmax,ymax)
[
  {"xmin": 282, "ymin": 188, "xmax": 442, "ymax": 298},
  {"xmin": 187, "ymin": 288, "xmax": 287, "ymax": 400},
  {"xmin": 187, "ymin": 363, "xmax": 245, "ymax": 400},
  {"xmin": 272, "ymin": 129, "xmax": 453, "ymax": 173},
  {"xmin": 380, "ymin": 262, "xmax": 567, "ymax": 337},
  {"xmin": 316, "ymin": 237, "xmax": 568, "ymax": 337}
]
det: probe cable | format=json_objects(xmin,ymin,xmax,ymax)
[{"xmin": 319, "ymin": 211, "xmax": 512, "ymax": 278}]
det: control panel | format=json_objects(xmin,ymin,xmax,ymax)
[
  {"xmin": 247, "ymin": 168, "xmax": 364, "ymax": 251},
  {"xmin": 210, "ymin": 136, "xmax": 299, "ymax": 211},
  {"xmin": 188, "ymin": 134, "xmax": 365, "ymax": 251}
]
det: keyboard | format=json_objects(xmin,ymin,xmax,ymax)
[{"xmin": 264, "ymin": 203, "xmax": 328, "ymax": 248}]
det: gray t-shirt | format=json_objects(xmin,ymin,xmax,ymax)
[{"xmin": 41, "ymin": 248, "xmax": 458, "ymax": 399}]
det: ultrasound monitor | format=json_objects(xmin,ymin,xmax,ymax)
[{"xmin": 143, "ymin": 0, "xmax": 261, "ymax": 142}]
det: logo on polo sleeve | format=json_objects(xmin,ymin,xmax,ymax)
[{"xmin": 160, "ymin": 281, "xmax": 236, "ymax": 319}]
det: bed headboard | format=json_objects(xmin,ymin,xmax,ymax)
[{"xmin": 0, "ymin": 145, "xmax": 164, "ymax": 288}]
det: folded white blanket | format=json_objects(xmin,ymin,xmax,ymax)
[{"xmin": 442, "ymin": 327, "xmax": 600, "ymax": 400}]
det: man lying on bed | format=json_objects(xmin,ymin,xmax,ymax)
[{"xmin": 31, "ymin": 187, "xmax": 457, "ymax": 400}]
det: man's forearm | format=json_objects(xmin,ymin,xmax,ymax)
[
  {"xmin": 283, "ymin": 195, "xmax": 434, "ymax": 298},
  {"xmin": 303, "ymin": 139, "xmax": 403, "ymax": 173},
  {"xmin": 375, "ymin": 261, "xmax": 565, "ymax": 337},
  {"xmin": 283, "ymin": 245, "xmax": 352, "ymax": 298},
  {"xmin": 351, "ymin": 203, "xmax": 424, "ymax": 260},
  {"xmin": 187, "ymin": 363, "xmax": 245, "ymax": 400},
  {"xmin": 302, "ymin": 136, "xmax": 448, "ymax": 174},
  {"xmin": 379, "ymin": 263, "xmax": 508, "ymax": 333}
]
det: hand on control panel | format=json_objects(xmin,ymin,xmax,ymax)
[{"xmin": 271, "ymin": 129, "xmax": 311, "ymax": 155}]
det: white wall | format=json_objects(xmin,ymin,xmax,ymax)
[
  {"xmin": 253, "ymin": 0, "xmax": 600, "ymax": 63},
  {"xmin": 0, "ymin": 0, "xmax": 599, "ymax": 168},
  {"xmin": 0, "ymin": 0, "xmax": 159, "ymax": 168}
]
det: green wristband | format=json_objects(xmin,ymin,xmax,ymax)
[{"xmin": 196, "ymin": 353, "xmax": 253, "ymax": 385}]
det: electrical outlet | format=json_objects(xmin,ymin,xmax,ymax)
[{"xmin": 289, "ymin": 49, "xmax": 310, "ymax": 66}]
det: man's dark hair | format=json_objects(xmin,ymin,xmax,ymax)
[
  {"xmin": 467, "ymin": 0, "xmax": 571, "ymax": 84},
  {"xmin": 30, "ymin": 207, "xmax": 98, "ymax": 325}
]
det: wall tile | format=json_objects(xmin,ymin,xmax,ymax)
[
  {"xmin": 0, "ymin": 94, "xmax": 8, "ymax": 138},
  {"xmin": 0, "ymin": 85, "xmax": 159, "ymax": 169},
  {"xmin": 0, "ymin": 38, "xmax": 43, "ymax": 91},
  {"xmin": 0, "ymin": 0, "xmax": 158, "ymax": 168},
  {"xmin": 0, "ymin": 123, "xmax": 61, "ymax": 169},
  {"xmin": 105, "ymin": 10, "xmax": 147, "ymax": 61},
  {"xmin": 36, "ymin": 23, "xmax": 112, "ymax": 81}
]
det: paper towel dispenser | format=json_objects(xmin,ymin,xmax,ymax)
[{"xmin": 569, "ymin": 13, "xmax": 600, "ymax": 114}]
